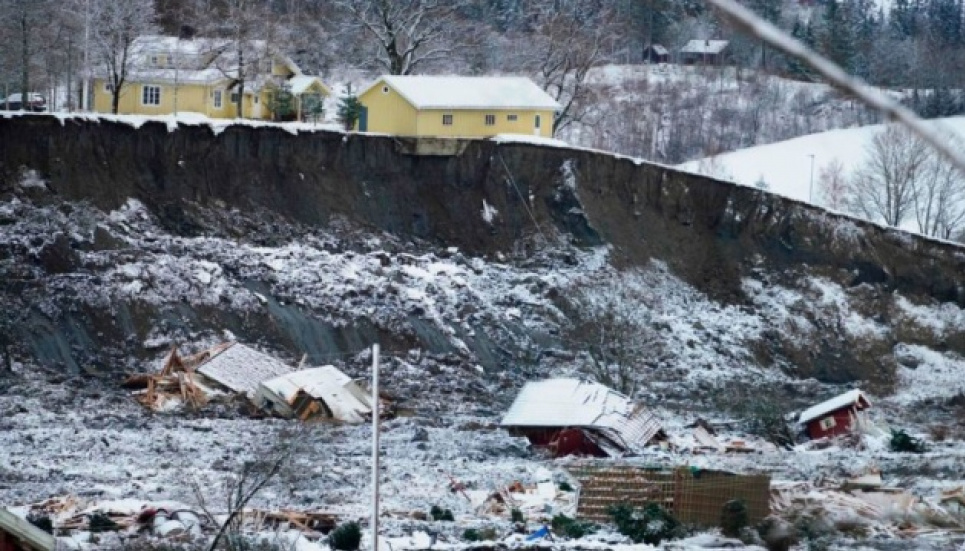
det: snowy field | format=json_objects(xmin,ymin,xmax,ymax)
[{"xmin": 677, "ymin": 116, "xmax": 965, "ymax": 210}]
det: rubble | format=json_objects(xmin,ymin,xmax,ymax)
[{"xmin": 254, "ymin": 365, "xmax": 373, "ymax": 423}]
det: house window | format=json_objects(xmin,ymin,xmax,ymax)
[
  {"xmin": 442, "ymin": 114, "xmax": 453, "ymax": 126},
  {"xmin": 382, "ymin": 85, "xmax": 390, "ymax": 94},
  {"xmin": 150, "ymin": 55, "xmax": 159, "ymax": 66},
  {"xmin": 142, "ymin": 85, "xmax": 161, "ymax": 106},
  {"xmin": 230, "ymin": 92, "xmax": 240, "ymax": 104},
  {"xmin": 819, "ymin": 417, "xmax": 837, "ymax": 430},
  {"xmin": 213, "ymin": 90, "xmax": 223, "ymax": 109},
  {"xmin": 535, "ymin": 114, "xmax": 542, "ymax": 129},
  {"xmin": 507, "ymin": 114, "xmax": 518, "ymax": 121},
  {"xmin": 104, "ymin": 82, "xmax": 114, "ymax": 92},
  {"xmin": 485, "ymin": 114, "xmax": 496, "ymax": 126}
]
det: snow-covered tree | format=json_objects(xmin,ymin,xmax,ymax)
[
  {"xmin": 0, "ymin": 0, "xmax": 52, "ymax": 107},
  {"xmin": 89, "ymin": 0, "xmax": 158, "ymax": 114},
  {"xmin": 334, "ymin": 0, "xmax": 470, "ymax": 76},
  {"xmin": 914, "ymin": 136, "xmax": 965, "ymax": 239}
]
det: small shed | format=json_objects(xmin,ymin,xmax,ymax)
[
  {"xmin": 679, "ymin": 39, "xmax": 730, "ymax": 65},
  {"xmin": 254, "ymin": 365, "xmax": 373, "ymax": 423},
  {"xmin": 500, "ymin": 379, "xmax": 665, "ymax": 457},
  {"xmin": 0, "ymin": 509, "xmax": 54, "ymax": 551},
  {"xmin": 643, "ymin": 44, "xmax": 670, "ymax": 64},
  {"xmin": 798, "ymin": 389, "xmax": 871, "ymax": 440}
]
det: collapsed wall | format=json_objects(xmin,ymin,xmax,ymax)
[{"xmin": 1, "ymin": 115, "xmax": 964, "ymax": 385}]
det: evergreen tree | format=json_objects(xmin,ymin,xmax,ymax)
[{"xmin": 337, "ymin": 89, "xmax": 362, "ymax": 131}]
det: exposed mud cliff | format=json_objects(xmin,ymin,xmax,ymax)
[{"xmin": 2, "ymin": 114, "xmax": 965, "ymax": 389}]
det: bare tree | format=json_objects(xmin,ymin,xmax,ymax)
[
  {"xmin": 89, "ymin": 0, "xmax": 158, "ymax": 114},
  {"xmin": 847, "ymin": 125, "xmax": 931, "ymax": 227},
  {"xmin": 190, "ymin": 0, "xmax": 292, "ymax": 119},
  {"xmin": 562, "ymin": 280, "xmax": 662, "ymax": 396},
  {"xmin": 0, "ymin": 0, "xmax": 52, "ymax": 107},
  {"xmin": 915, "ymin": 137, "xmax": 965, "ymax": 239},
  {"xmin": 817, "ymin": 157, "xmax": 849, "ymax": 211},
  {"xmin": 522, "ymin": 3, "xmax": 616, "ymax": 136},
  {"xmin": 335, "ymin": 0, "xmax": 468, "ymax": 76}
]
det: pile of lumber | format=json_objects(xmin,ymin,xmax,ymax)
[{"xmin": 122, "ymin": 346, "xmax": 214, "ymax": 411}]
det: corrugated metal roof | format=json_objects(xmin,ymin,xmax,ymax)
[
  {"xmin": 195, "ymin": 342, "xmax": 293, "ymax": 397},
  {"xmin": 500, "ymin": 379, "xmax": 663, "ymax": 453},
  {"xmin": 798, "ymin": 389, "xmax": 870, "ymax": 424}
]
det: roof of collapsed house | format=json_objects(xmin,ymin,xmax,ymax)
[
  {"xmin": 798, "ymin": 389, "xmax": 870, "ymax": 425},
  {"xmin": 0, "ymin": 508, "xmax": 55, "ymax": 551},
  {"xmin": 500, "ymin": 379, "xmax": 663, "ymax": 453},
  {"xmin": 195, "ymin": 342, "xmax": 293, "ymax": 397},
  {"xmin": 257, "ymin": 366, "xmax": 372, "ymax": 423}
]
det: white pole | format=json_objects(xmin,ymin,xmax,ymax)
[
  {"xmin": 370, "ymin": 343, "xmax": 380, "ymax": 551},
  {"xmin": 81, "ymin": 0, "xmax": 90, "ymax": 111},
  {"xmin": 808, "ymin": 154, "xmax": 815, "ymax": 203}
]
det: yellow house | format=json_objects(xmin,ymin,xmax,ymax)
[
  {"xmin": 356, "ymin": 75, "xmax": 560, "ymax": 138},
  {"xmin": 92, "ymin": 35, "xmax": 330, "ymax": 121}
]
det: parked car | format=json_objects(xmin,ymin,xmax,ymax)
[{"xmin": 0, "ymin": 93, "xmax": 47, "ymax": 112}]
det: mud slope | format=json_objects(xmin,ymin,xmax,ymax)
[{"xmin": 2, "ymin": 114, "xmax": 965, "ymax": 386}]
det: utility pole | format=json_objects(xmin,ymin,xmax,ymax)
[
  {"xmin": 81, "ymin": 0, "xmax": 90, "ymax": 111},
  {"xmin": 370, "ymin": 343, "xmax": 380, "ymax": 551},
  {"xmin": 808, "ymin": 154, "xmax": 815, "ymax": 203}
]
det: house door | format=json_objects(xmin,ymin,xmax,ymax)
[
  {"xmin": 534, "ymin": 114, "xmax": 541, "ymax": 136},
  {"xmin": 358, "ymin": 106, "xmax": 368, "ymax": 132}
]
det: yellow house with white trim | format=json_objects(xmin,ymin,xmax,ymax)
[
  {"xmin": 92, "ymin": 35, "xmax": 330, "ymax": 121},
  {"xmin": 356, "ymin": 75, "xmax": 560, "ymax": 138}
]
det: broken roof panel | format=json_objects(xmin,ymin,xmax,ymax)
[
  {"xmin": 0, "ymin": 508, "xmax": 55, "ymax": 551},
  {"xmin": 195, "ymin": 342, "xmax": 293, "ymax": 397},
  {"xmin": 798, "ymin": 389, "xmax": 870, "ymax": 425},
  {"xmin": 258, "ymin": 365, "xmax": 372, "ymax": 423},
  {"xmin": 500, "ymin": 379, "xmax": 663, "ymax": 453}
]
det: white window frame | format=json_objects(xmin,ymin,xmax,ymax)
[
  {"xmin": 382, "ymin": 85, "xmax": 390, "ymax": 94},
  {"xmin": 535, "ymin": 114, "xmax": 542, "ymax": 129},
  {"xmin": 484, "ymin": 114, "xmax": 496, "ymax": 126},
  {"xmin": 819, "ymin": 417, "xmax": 837, "ymax": 430},
  {"xmin": 142, "ymin": 85, "xmax": 161, "ymax": 106},
  {"xmin": 230, "ymin": 92, "xmax": 240, "ymax": 104},
  {"xmin": 507, "ymin": 114, "xmax": 518, "ymax": 121},
  {"xmin": 442, "ymin": 114, "xmax": 453, "ymax": 126},
  {"xmin": 213, "ymin": 90, "xmax": 223, "ymax": 109}
]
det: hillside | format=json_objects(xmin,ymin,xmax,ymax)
[{"xmin": 3, "ymin": 114, "xmax": 965, "ymax": 549}]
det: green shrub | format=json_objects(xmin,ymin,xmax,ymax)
[
  {"xmin": 329, "ymin": 521, "xmax": 362, "ymax": 551},
  {"xmin": 608, "ymin": 503, "xmax": 681, "ymax": 545},
  {"xmin": 510, "ymin": 508, "xmax": 524, "ymax": 523},
  {"xmin": 550, "ymin": 514, "xmax": 597, "ymax": 539},
  {"xmin": 890, "ymin": 429, "xmax": 927, "ymax": 453},
  {"xmin": 430, "ymin": 505, "xmax": 454, "ymax": 521},
  {"xmin": 463, "ymin": 529, "xmax": 480, "ymax": 542},
  {"xmin": 720, "ymin": 499, "xmax": 749, "ymax": 538}
]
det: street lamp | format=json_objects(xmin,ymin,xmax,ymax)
[{"xmin": 808, "ymin": 154, "xmax": 815, "ymax": 203}]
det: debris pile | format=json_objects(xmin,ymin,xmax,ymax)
[{"xmin": 123, "ymin": 341, "xmax": 384, "ymax": 424}]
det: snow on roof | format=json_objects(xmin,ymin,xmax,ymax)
[
  {"xmin": 500, "ymin": 379, "xmax": 663, "ymax": 452},
  {"xmin": 288, "ymin": 75, "xmax": 329, "ymax": 96},
  {"xmin": 680, "ymin": 40, "xmax": 730, "ymax": 54},
  {"xmin": 647, "ymin": 44, "xmax": 670, "ymax": 55},
  {"xmin": 195, "ymin": 342, "xmax": 293, "ymax": 397},
  {"xmin": 258, "ymin": 366, "xmax": 372, "ymax": 423},
  {"xmin": 798, "ymin": 389, "xmax": 870, "ymax": 425},
  {"xmin": 362, "ymin": 75, "xmax": 561, "ymax": 111}
]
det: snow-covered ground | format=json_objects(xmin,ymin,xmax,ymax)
[{"xmin": 677, "ymin": 116, "xmax": 965, "ymax": 210}]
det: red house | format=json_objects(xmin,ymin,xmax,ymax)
[
  {"xmin": 798, "ymin": 389, "xmax": 871, "ymax": 439},
  {"xmin": 500, "ymin": 379, "xmax": 666, "ymax": 458}
]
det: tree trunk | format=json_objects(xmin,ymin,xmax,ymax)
[
  {"xmin": 112, "ymin": 87, "xmax": 120, "ymax": 114},
  {"xmin": 236, "ymin": 48, "xmax": 245, "ymax": 118}
]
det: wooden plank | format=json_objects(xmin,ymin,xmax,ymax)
[{"xmin": 0, "ymin": 509, "xmax": 55, "ymax": 551}]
